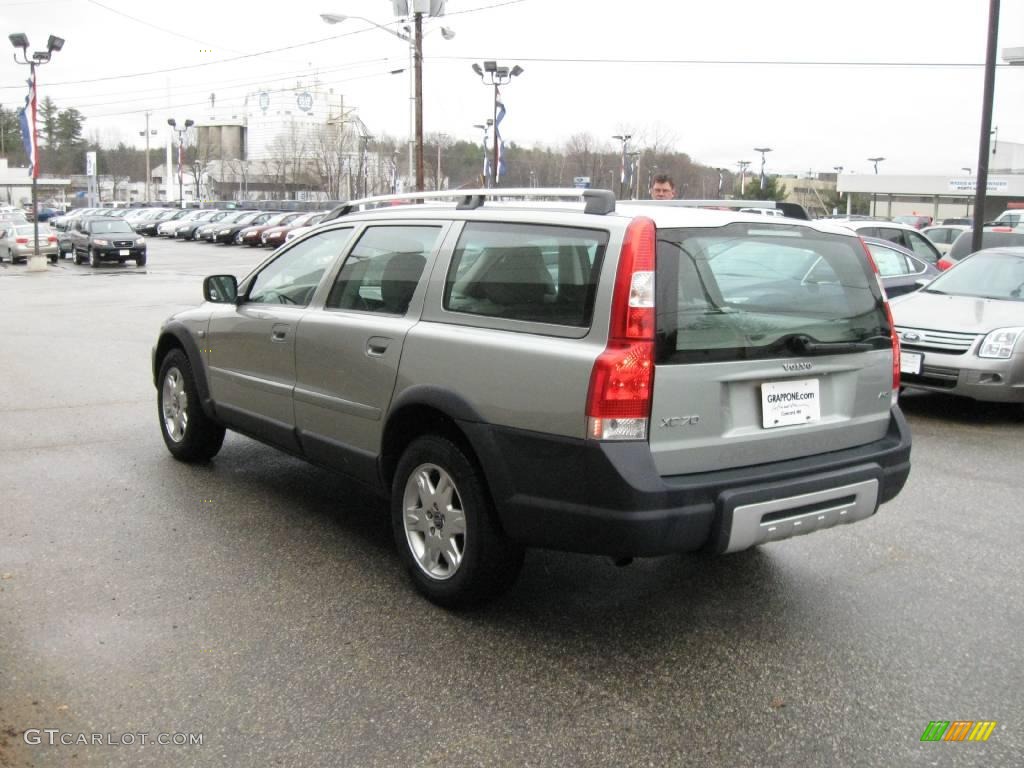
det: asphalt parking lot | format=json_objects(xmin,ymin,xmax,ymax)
[{"xmin": 1, "ymin": 236, "xmax": 1023, "ymax": 767}]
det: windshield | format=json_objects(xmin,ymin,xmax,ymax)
[
  {"xmin": 90, "ymin": 220, "xmax": 135, "ymax": 234},
  {"xmin": 924, "ymin": 250, "xmax": 1024, "ymax": 301},
  {"xmin": 655, "ymin": 223, "xmax": 890, "ymax": 363}
]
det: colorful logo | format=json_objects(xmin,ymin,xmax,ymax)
[{"xmin": 921, "ymin": 721, "xmax": 997, "ymax": 742}]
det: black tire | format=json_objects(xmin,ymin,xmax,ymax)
[
  {"xmin": 391, "ymin": 434, "xmax": 524, "ymax": 608},
  {"xmin": 156, "ymin": 349, "xmax": 225, "ymax": 463},
  {"xmin": 73, "ymin": 248, "xmax": 82, "ymax": 265},
  {"xmin": 88, "ymin": 247, "xmax": 99, "ymax": 268},
  {"xmin": 136, "ymin": 253, "xmax": 147, "ymax": 266}
]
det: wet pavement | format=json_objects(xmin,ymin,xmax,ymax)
[{"xmin": 1, "ymin": 237, "xmax": 1022, "ymax": 767}]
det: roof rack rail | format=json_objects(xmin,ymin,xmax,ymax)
[
  {"xmin": 320, "ymin": 187, "xmax": 617, "ymax": 221},
  {"xmin": 627, "ymin": 199, "xmax": 810, "ymax": 221}
]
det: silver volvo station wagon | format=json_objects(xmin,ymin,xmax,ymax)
[{"xmin": 152, "ymin": 189, "xmax": 912, "ymax": 607}]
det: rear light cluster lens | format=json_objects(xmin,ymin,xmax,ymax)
[
  {"xmin": 860, "ymin": 238, "xmax": 900, "ymax": 401},
  {"xmin": 15, "ymin": 237, "xmax": 28, "ymax": 244},
  {"xmin": 587, "ymin": 217, "xmax": 656, "ymax": 441},
  {"xmin": 937, "ymin": 258, "xmax": 954, "ymax": 271}
]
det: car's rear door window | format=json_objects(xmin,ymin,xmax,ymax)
[
  {"xmin": 444, "ymin": 222, "xmax": 608, "ymax": 327},
  {"xmin": 325, "ymin": 225, "xmax": 440, "ymax": 315},
  {"xmin": 655, "ymin": 223, "xmax": 890, "ymax": 363}
]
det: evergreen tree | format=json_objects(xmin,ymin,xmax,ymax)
[
  {"xmin": 38, "ymin": 96, "xmax": 58, "ymax": 150},
  {"xmin": 55, "ymin": 108, "xmax": 86, "ymax": 150}
]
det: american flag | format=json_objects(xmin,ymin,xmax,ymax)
[{"xmin": 18, "ymin": 69, "xmax": 38, "ymax": 178}]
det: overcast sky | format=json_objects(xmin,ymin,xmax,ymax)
[{"xmin": 2, "ymin": 0, "xmax": 1023, "ymax": 178}]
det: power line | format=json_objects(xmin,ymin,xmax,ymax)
[
  {"xmin": 0, "ymin": 0, "xmax": 531, "ymax": 91},
  {"xmin": 437, "ymin": 55, "xmax": 1008, "ymax": 69},
  {"xmin": 84, "ymin": 0, "xmax": 234, "ymax": 52}
]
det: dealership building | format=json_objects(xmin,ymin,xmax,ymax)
[{"xmin": 836, "ymin": 140, "xmax": 1024, "ymax": 221}]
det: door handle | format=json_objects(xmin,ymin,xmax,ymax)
[
  {"xmin": 271, "ymin": 323, "xmax": 290, "ymax": 342},
  {"xmin": 366, "ymin": 336, "xmax": 391, "ymax": 357}
]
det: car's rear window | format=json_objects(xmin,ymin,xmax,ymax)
[
  {"xmin": 655, "ymin": 223, "xmax": 890, "ymax": 364},
  {"xmin": 949, "ymin": 231, "xmax": 1024, "ymax": 261}
]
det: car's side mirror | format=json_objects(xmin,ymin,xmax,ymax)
[{"xmin": 204, "ymin": 274, "xmax": 239, "ymax": 304}]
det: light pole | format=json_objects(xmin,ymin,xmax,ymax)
[
  {"xmin": 753, "ymin": 147, "xmax": 772, "ymax": 193},
  {"xmin": 473, "ymin": 61, "xmax": 523, "ymax": 187},
  {"xmin": 322, "ymin": 13, "xmax": 453, "ymax": 193},
  {"xmin": 736, "ymin": 160, "xmax": 751, "ymax": 196},
  {"xmin": 435, "ymin": 133, "xmax": 448, "ymax": 191},
  {"xmin": 167, "ymin": 117, "xmax": 194, "ymax": 208},
  {"xmin": 472, "ymin": 121, "xmax": 492, "ymax": 186},
  {"xmin": 867, "ymin": 156, "xmax": 885, "ymax": 217},
  {"xmin": 8, "ymin": 32, "xmax": 64, "ymax": 272},
  {"xmin": 139, "ymin": 111, "xmax": 157, "ymax": 203},
  {"xmin": 358, "ymin": 134, "xmax": 374, "ymax": 198},
  {"xmin": 612, "ymin": 134, "xmax": 632, "ymax": 198}
]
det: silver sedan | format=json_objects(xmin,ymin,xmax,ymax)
[
  {"xmin": 0, "ymin": 222, "xmax": 59, "ymax": 264},
  {"xmin": 890, "ymin": 246, "xmax": 1024, "ymax": 405}
]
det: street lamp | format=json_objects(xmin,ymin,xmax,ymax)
[
  {"xmin": 473, "ymin": 121, "xmax": 492, "ymax": 186},
  {"xmin": 612, "ymin": 134, "xmax": 632, "ymax": 198},
  {"xmin": 472, "ymin": 60, "xmax": 524, "ymax": 187},
  {"xmin": 139, "ymin": 111, "xmax": 157, "ymax": 203},
  {"xmin": 867, "ymin": 156, "xmax": 885, "ymax": 217},
  {"xmin": 9, "ymin": 31, "xmax": 64, "ymax": 271},
  {"xmin": 753, "ymin": 147, "xmax": 772, "ymax": 192},
  {"xmin": 322, "ymin": 12, "xmax": 453, "ymax": 193},
  {"xmin": 167, "ymin": 117, "xmax": 194, "ymax": 209}
]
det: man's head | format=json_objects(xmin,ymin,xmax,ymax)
[{"xmin": 650, "ymin": 174, "xmax": 676, "ymax": 200}]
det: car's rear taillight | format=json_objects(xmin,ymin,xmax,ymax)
[
  {"xmin": 47, "ymin": 234, "xmax": 57, "ymax": 243},
  {"xmin": 937, "ymin": 257, "xmax": 954, "ymax": 271},
  {"xmin": 586, "ymin": 216, "xmax": 656, "ymax": 440},
  {"xmin": 860, "ymin": 238, "xmax": 900, "ymax": 402},
  {"xmin": 15, "ymin": 237, "xmax": 28, "ymax": 244}
]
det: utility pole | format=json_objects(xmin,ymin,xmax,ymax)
[
  {"xmin": 414, "ymin": 10, "xmax": 424, "ymax": 192},
  {"xmin": 971, "ymin": 0, "xmax": 1000, "ymax": 253}
]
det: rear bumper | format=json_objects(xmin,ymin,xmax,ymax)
[{"xmin": 462, "ymin": 408, "xmax": 911, "ymax": 558}]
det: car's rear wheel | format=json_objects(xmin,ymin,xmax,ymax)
[
  {"xmin": 157, "ymin": 349, "xmax": 225, "ymax": 462},
  {"xmin": 391, "ymin": 435, "xmax": 524, "ymax": 608}
]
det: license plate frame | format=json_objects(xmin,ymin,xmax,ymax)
[
  {"xmin": 900, "ymin": 351, "xmax": 922, "ymax": 375},
  {"xmin": 761, "ymin": 378, "xmax": 821, "ymax": 429}
]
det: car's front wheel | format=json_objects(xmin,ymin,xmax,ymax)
[
  {"xmin": 88, "ymin": 247, "xmax": 99, "ymax": 268},
  {"xmin": 157, "ymin": 349, "xmax": 225, "ymax": 463},
  {"xmin": 391, "ymin": 435, "xmax": 524, "ymax": 608}
]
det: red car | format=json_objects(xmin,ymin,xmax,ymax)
[
  {"xmin": 237, "ymin": 213, "xmax": 300, "ymax": 246},
  {"xmin": 260, "ymin": 212, "xmax": 325, "ymax": 248}
]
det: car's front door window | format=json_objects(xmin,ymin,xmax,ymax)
[{"xmin": 248, "ymin": 227, "xmax": 355, "ymax": 306}]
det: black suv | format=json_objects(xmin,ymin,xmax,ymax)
[{"xmin": 70, "ymin": 217, "xmax": 147, "ymax": 267}]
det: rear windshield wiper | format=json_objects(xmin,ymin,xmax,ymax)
[
  {"xmin": 921, "ymin": 287, "xmax": 947, "ymax": 294},
  {"xmin": 784, "ymin": 334, "xmax": 883, "ymax": 356}
]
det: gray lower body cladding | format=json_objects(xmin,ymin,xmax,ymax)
[{"xmin": 463, "ymin": 408, "xmax": 911, "ymax": 558}]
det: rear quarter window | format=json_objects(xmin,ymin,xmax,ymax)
[{"xmin": 444, "ymin": 222, "xmax": 608, "ymax": 327}]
